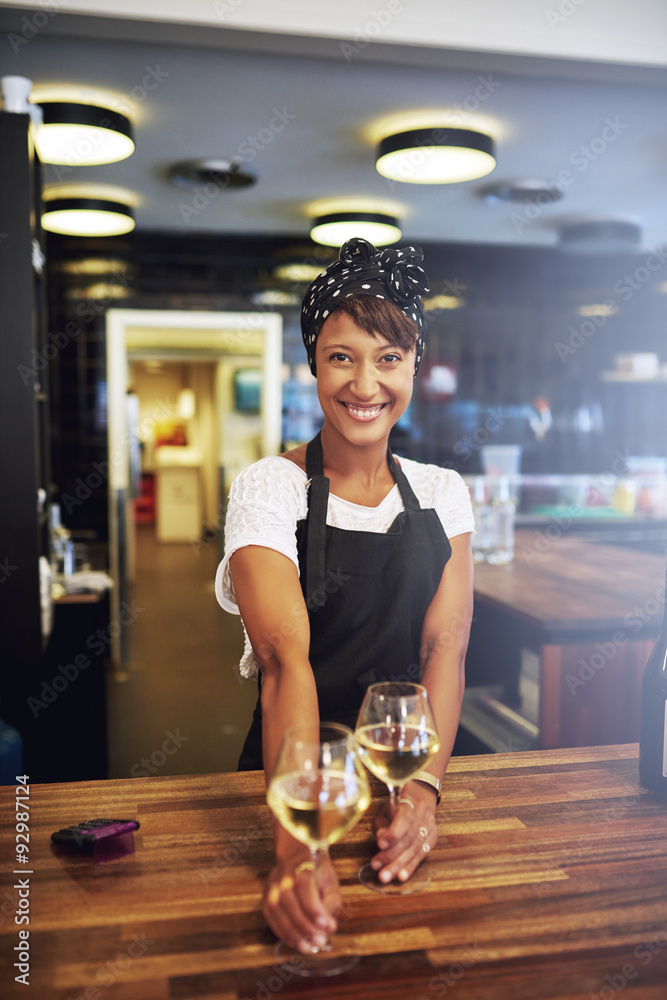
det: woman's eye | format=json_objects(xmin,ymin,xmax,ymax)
[
  {"xmin": 380, "ymin": 353, "xmax": 402, "ymax": 363},
  {"xmin": 329, "ymin": 352, "xmax": 350, "ymax": 362}
]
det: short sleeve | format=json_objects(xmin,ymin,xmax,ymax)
[
  {"xmin": 433, "ymin": 468, "xmax": 476, "ymax": 539},
  {"xmin": 398, "ymin": 459, "xmax": 475, "ymax": 540},
  {"xmin": 214, "ymin": 456, "xmax": 308, "ymax": 613}
]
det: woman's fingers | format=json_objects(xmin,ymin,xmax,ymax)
[
  {"xmin": 264, "ymin": 879, "xmax": 318, "ymax": 952},
  {"xmin": 370, "ymin": 798, "xmax": 438, "ymax": 883},
  {"xmin": 315, "ymin": 858, "xmax": 343, "ymax": 917},
  {"xmin": 374, "ymin": 800, "xmax": 414, "ymax": 850},
  {"xmin": 376, "ymin": 825, "xmax": 436, "ymax": 883},
  {"xmin": 264, "ymin": 876, "xmax": 328, "ymax": 952},
  {"xmin": 265, "ymin": 875, "xmax": 326, "ymax": 952},
  {"xmin": 263, "ymin": 857, "xmax": 340, "ymax": 953}
]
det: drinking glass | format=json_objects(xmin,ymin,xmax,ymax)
[
  {"xmin": 354, "ymin": 682, "xmax": 439, "ymax": 893},
  {"xmin": 266, "ymin": 722, "xmax": 370, "ymax": 976}
]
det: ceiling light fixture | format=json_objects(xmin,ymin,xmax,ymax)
[
  {"xmin": 65, "ymin": 282, "xmax": 133, "ymax": 301},
  {"xmin": 578, "ymin": 303, "xmax": 618, "ymax": 317},
  {"xmin": 176, "ymin": 389, "xmax": 196, "ymax": 421},
  {"xmin": 273, "ymin": 262, "xmax": 327, "ymax": 284},
  {"xmin": 42, "ymin": 197, "xmax": 135, "ymax": 237},
  {"xmin": 376, "ymin": 127, "xmax": 496, "ymax": 184},
  {"xmin": 310, "ymin": 212, "xmax": 402, "ymax": 247},
  {"xmin": 423, "ymin": 294, "xmax": 465, "ymax": 311},
  {"xmin": 54, "ymin": 257, "xmax": 132, "ymax": 276},
  {"xmin": 250, "ymin": 290, "xmax": 301, "ymax": 307},
  {"xmin": 36, "ymin": 102, "xmax": 134, "ymax": 165}
]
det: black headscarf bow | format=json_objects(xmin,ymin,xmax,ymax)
[{"xmin": 300, "ymin": 237, "xmax": 430, "ymax": 375}]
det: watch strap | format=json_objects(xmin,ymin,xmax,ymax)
[{"xmin": 413, "ymin": 770, "xmax": 441, "ymax": 805}]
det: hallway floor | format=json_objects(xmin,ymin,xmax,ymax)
[{"xmin": 106, "ymin": 524, "xmax": 258, "ymax": 778}]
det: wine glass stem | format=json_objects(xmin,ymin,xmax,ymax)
[
  {"xmin": 387, "ymin": 784, "xmax": 399, "ymax": 814},
  {"xmin": 310, "ymin": 846, "xmax": 333, "ymax": 952},
  {"xmin": 311, "ymin": 845, "xmax": 325, "ymax": 880}
]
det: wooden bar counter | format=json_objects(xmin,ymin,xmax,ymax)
[
  {"xmin": 2, "ymin": 745, "xmax": 667, "ymax": 999},
  {"xmin": 469, "ymin": 531, "xmax": 666, "ymax": 749}
]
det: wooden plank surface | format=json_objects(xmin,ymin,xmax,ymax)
[
  {"xmin": 1, "ymin": 746, "xmax": 667, "ymax": 999},
  {"xmin": 474, "ymin": 531, "xmax": 665, "ymax": 633}
]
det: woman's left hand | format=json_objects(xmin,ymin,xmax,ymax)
[{"xmin": 370, "ymin": 781, "xmax": 438, "ymax": 884}]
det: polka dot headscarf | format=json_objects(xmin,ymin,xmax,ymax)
[{"xmin": 300, "ymin": 237, "xmax": 430, "ymax": 376}]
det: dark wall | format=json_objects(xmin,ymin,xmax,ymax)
[
  {"xmin": 0, "ymin": 112, "xmax": 49, "ymax": 757},
  {"xmin": 45, "ymin": 230, "xmax": 667, "ymax": 545},
  {"xmin": 411, "ymin": 241, "xmax": 667, "ymax": 474}
]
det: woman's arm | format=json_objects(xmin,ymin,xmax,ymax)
[
  {"xmin": 418, "ymin": 530, "xmax": 474, "ymax": 777},
  {"xmin": 230, "ymin": 545, "xmax": 316, "ymax": 778},
  {"xmin": 369, "ymin": 532, "xmax": 474, "ymax": 883},
  {"xmin": 230, "ymin": 546, "xmax": 340, "ymax": 952}
]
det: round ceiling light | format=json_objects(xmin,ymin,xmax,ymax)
[
  {"xmin": 376, "ymin": 127, "xmax": 496, "ymax": 184},
  {"xmin": 273, "ymin": 262, "xmax": 327, "ymax": 284},
  {"xmin": 37, "ymin": 102, "xmax": 134, "ymax": 165},
  {"xmin": 310, "ymin": 212, "xmax": 402, "ymax": 247},
  {"xmin": 54, "ymin": 257, "xmax": 132, "ymax": 276},
  {"xmin": 42, "ymin": 197, "xmax": 135, "ymax": 237}
]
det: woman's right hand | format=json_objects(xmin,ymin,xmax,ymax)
[{"xmin": 263, "ymin": 842, "xmax": 341, "ymax": 954}]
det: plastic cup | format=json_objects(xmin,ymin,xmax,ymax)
[{"xmin": 481, "ymin": 445, "xmax": 522, "ymax": 477}]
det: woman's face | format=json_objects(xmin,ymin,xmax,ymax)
[{"xmin": 315, "ymin": 311, "xmax": 415, "ymax": 446}]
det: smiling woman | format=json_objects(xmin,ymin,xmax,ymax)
[
  {"xmin": 313, "ymin": 309, "xmax": 415, "ymax": 457},
  {"xmin": 214, "ymin": 238, "xmax": 475, "ymax": 955}
]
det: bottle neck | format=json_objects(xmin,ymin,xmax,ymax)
[{"xmin": 653, "ymin": 568, "xmax": 667, "ymax": 664}]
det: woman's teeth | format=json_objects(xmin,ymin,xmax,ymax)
[{"xmin": 344, "ymin": 403, "xmax": 384, "ymax": 420}]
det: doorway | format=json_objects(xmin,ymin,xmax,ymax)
[
  {"xmin": 104, "ymin": 309, "xmax": 282, "ymax": 774},
  {"xmin": 105, "ymin": 307, "xmax": 282, "ymax": 669}
]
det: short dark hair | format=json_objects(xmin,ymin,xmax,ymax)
[{"xmin": 316, "ymin": 294, "xmax": 419, "ymax": 354}]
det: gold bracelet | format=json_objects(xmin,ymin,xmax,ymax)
[{"xmin": 412, "ymin": 770, "xmax": 441, "ymax": 805}]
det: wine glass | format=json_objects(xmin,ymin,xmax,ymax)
[
  {"xmin": 354, "ymin": 682, "xmax": 439, "ymax": 894},
  {"xmin": 266, "ymin": 722, "xmax": 370, "ymax": 976}
]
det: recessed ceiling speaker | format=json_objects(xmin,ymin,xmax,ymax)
[
  {"xmin": 169, "ymin": 158, "xmax": 256, "ymax": 190},
  {"xmin": 558, "ymin": 220, "xmax": 642, "ymax": 254},
  {"xmin": 480, "ymin": 179, "xmax": 564, "ymax": 205}
]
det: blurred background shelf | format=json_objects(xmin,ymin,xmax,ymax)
[{"xmin": 460, "ymin": 686, "xmax": 539, "ymax": 754}]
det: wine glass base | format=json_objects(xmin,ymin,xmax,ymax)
[
  {"xmin": 357, "ymin": 860, "xmax": 431, "ymax": 895},
  {"xmin": 275, "ymin": 941, "xmax": 360, "ymax": 977}
]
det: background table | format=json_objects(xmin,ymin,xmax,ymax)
[
  {"xmin": 466, "ymin": 531, "xmax": 666, "ymax": 749},
  {"xmin": 2, "ymin": 745, "xmax": 667, "ymax": 998}
]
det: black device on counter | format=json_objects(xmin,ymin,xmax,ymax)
[{"xmin": 51, "ymin": 819, "xmax": 140, "ymax": 849}]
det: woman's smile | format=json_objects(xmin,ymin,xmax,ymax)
[{"xmin": 339, "ymin": 401, "xmax": 388, "ymax": 422}]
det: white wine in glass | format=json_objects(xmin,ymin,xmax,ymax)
[
  {"xmin": 268, "ymin": 769, "xmax": 369, "ymax": 850},
  {"xmin": 266, "ymin": 722, "xmax": 370, "ymax": 976},
  {"xmin": 355, "ymin": 682, "xmax": 440, "ymax": 894}
]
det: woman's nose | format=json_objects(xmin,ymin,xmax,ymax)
[{"xmin": 349, "ymin": 366, "xmax": 378, "ymax": 398}]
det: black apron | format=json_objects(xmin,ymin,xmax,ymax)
[{"xmin": 237, "ymin": 432, "xmax": 451, "ymax": 770}]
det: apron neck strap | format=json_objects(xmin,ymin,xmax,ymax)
[
  {"xmin": 387, "ymin": 449, "xmax": 420, "ymax": 512},
  {"xmin": 304, "ymin": 432, "xmax": 329, "ymax": 608},
  {"xmin": 305, "ymin": 432, "xmax": 325, "ymax": 477}
]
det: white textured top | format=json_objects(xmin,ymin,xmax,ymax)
[{"xmin": 215, "ymin": 455, "xmax": 475, "ymax": 677}]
